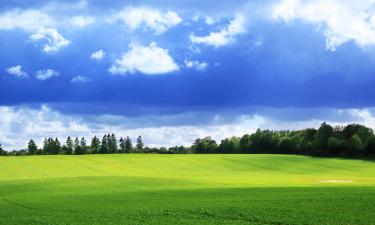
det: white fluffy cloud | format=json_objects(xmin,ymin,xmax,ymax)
[
  {"xmin": 6, "ymin": 65, "xmax": 28, "ymax": 78},
  {"xmin": 0, "ymin": 9, "xmax": 53, "ymax": 30},
  {"xmin": 1, "ymin": 105, "xmax": 375, "ymax": 150},
  {"xmin": 35, "ymin": 69, "xmax": 59, "ymax": 80},
  {"xmin": 109, "ymin": 42, "xmax": 179, "ymax": 75},
  {"xmin": 190, "ymin": 14, "xmax": 246, "ymax": 47},
  {"xmin": 71, "ymin": 75, "xmax": 90, "ymax": 83},
  {"xmin": 0, "ymin": 4, "xmax": 94, "ymax": 53},
  {"xmin": 272, "ymin": 0, "xmax": 375, "ymax": 51},
  {"xmin": 0, "ymin": 9, "xmax": 71, "ymax": 53},
  {"xmin": 110, "ymin": 6, "xmax": 182, "ymax": 34},
  {"xmin": 184, "ymin": 59, "xmax": 208, "ymax": 71},
  {"xmin": 90, "ymin": 49, "xmax": 105, "ymax": 61},
  {"xmin": 29, "ymin": 28, "xmax": 71, "ymax": 53}
]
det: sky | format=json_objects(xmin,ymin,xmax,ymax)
[{"xmin": 2, "ymin": 0, "xmax": 375, "ymax": 149}]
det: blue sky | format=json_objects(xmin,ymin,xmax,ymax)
[{"xmin": 2, "ymin": 0, "xmax": 375, "ymax": 149}]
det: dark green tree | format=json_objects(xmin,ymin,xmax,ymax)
[
  {"xmin": 63, "ymin": 136, "xmax": 74, "ymax": 155},
  {"xmin": 80, "ymin": 137, "xmax": 87, "ymax": 154},
  {"xmin": 108, "ymin": 134, "xmax": 118, "ymax": 153},
  {"xmin": 346, "ymin": 134, "xmax": 364, "ymax": 156},
  {"xmin": 136, "ymin": 135, "xmax": 144, "ymax": 150},
  {"xmin": 192, "ymin": 137, "xmax": 218, "ymax": 153},
  {"xmin": 119, "ymin": 137, "xmax": 126, "ymax": 153},
  {"xmin": 74, "ymin": 137, "xmax": 83, "ymax": 155},
  {"xmin": 219, "ymin": 137, "xmax": 240, "ymax": 153},
  {"xmin": 315, "ymin": 122, "xmax": 333, "ymax": 155},
  {"xmin": 168, "ymin": 146, "xmax": 188, "ymax": 154},
  {"xmin": 100, "ymin": 134, "xmax": 109, "ymax": 154},
  {"xmin": 300, "ymin": 128, "xmax": 317, "ymax": 154},
  {"xmin": 42, "ymin": 138, "xmax": 48, "ymax": 154},
  {"xmin": 54, "ymin": 138, "xmax": 61, "ymax": 154},
  {"xmin": 328, "ymin": 137, "xmax": 342, "ymax": 156},
  {"xmin": 250, "ymin": 129, "xmax": 277, "ymax": 153},
  {"xmin": 277, "ymin": 137, "xmax": 296, "ymax": 154},
  {"xmin": 42, "ymin": 138, "xmax": 59, "ymax": 155},
  {"xmin": 342, "ymin": 124, "xmax": 372, "ymax": 142},
  {"xmin": 27, "ymin": 139, "xmax": 38, "ymax": 155},
  {"xmin": 239, "ymin": 134, "xmax": 252, "ymax": 153},
  {"xmin": 90, "ymin": 136, "xmax": 100, "ymax": 154},
  {"xmin": 356, "ymin": 126, "xmax": 373, "ymax": 143},
  {"xmin": 125, "ymin": 136, "xmax": 133, "ymax": 153},
  {"xmin": 365, "ymin": 136, "xmax": 375, "ymax": 155}
]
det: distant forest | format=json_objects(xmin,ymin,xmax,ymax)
[{"xmin": 1, "ymin": 123, "xmax": 375, "ymax": 158}]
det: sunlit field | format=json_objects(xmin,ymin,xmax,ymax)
[{"xmin": 1, "ymin": 154, "xmax": 375, "ymax": 225}]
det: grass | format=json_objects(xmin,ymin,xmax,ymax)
[{"xmin": 0, "ymin": 154, "xmax": 375, "ymax": 224}]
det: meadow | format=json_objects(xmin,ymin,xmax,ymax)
[{"xmin": 0, "ymin": 154, "xmax": 375, "ymax": 225}]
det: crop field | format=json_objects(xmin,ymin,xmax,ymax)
[{"xmin": 0, "ymin": 154, "xmax": 375, "ymax": 225}]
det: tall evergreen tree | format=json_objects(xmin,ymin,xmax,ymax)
[
  {"xmin": 27, "ymin": 139, "xmax": 38, "ymax": 155},
  {"xmin": 90, "ymin": 136, "xmax": 100, "ymax": 154},
  {"xmin": 42, "ymin": 138, "xmax": 48, "ymax": 154},
  {"xmin": 64, "ymin": 136, "xmax": 74, "ymax": 155},
  {"xmin": 47, "ymin": 138, "xmax": 53, "ymax": 154},
  {"xmin": 54, "ymin": 138, "xmax": 61, "ymax": 154},
  {"xmin": 80, "ymin": 137, "xmax": 87, "ymax": 154},
  {"xmin": 108, "ymin": 133, "xmax": 118, "ymax": 153},
  {"xmin": 100, "ymin": 134, "xmax": 109, "ymax": 154},
  {"xmin": 74, "ymin": 137, "xmax": 83, "ymax": 155},
  {"xmin": 119, "ymin": 137, "xmax": 126, "ymax": 153},
  {"xmin": 136, "ymin": 135, "xmax": 144, "ymax": 150},
  {"xmin": 42, "ymin": 138, "xmax": 60, "ymax": 155},
  {"xmin": 125, "ymin": 136, "xmax": 133, "ymax": 153}
]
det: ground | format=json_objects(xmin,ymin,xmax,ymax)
[{"xmin": 0, "ymin": 154, "xmax": 374, "ymax": 224}]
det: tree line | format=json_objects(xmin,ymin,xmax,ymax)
[
  {"xmin": 1, "ymin": 123, "xmax": 375, "ymax": 158},
  {"xmin": 2, "ymin": 134, "xmax": 146, "ymax": 156}
]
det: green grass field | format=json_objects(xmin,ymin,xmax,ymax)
[{"xmin": 1, "ymin": 154, "xmax": 375, "ymax": 225}]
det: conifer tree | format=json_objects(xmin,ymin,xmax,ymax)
[
  {"xmin": 74, "ymin": 137, "xmax": 82, "ymax": 155},
  {"xmin": 108, "ymin": 133, "xmax": 118, "ymax": 153},
  {"xmin": 27, "ymin": 139, "xmax": 38, "ymax": 155},
  {"xmin": 119, "ymin": 137, "xmax": 126, "ymax": 153},
  {"xmin": 125, "ymin": 136, "xmax": 133, "ymax": 153},
  {"xmin": 80, "ymin": 137, "xmax": 87, "ymax": 154},
  {"xmin": 64, "ymin": 136, "xmax": 74, "ymax": 155},
  {"xmin": 136, "ymin": 135, "xmax": 144, "ymax": 150},
  {"xmin": 54, "ymin": 138, "xmax": 61, "ymax": 154},
  {"xmin": 90, "ymin": 136, "xmax": 100, "ymax": 154},
  {"xmin": 42, "ymin": 138, "xmax": 48, "ymax": 153},
  {"xmin": 100, "ymin": 134, "xmax": 108, "ymax": 154}
]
